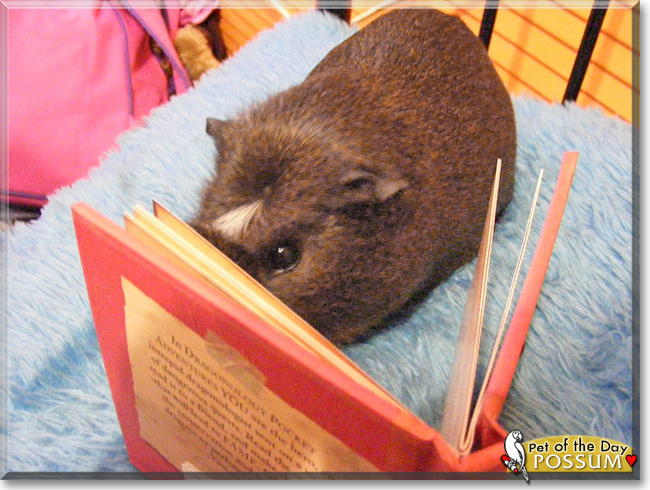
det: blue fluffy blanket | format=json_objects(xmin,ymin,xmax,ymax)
[{"xmin": 4, "ymin": 11, "xmax": 634, "ymax": 473}]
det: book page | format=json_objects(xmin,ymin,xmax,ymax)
[
  {"xmin": 439, "ymin": 159, "xmax": 501, "ymax": 453},
  {"xmin": 440, "ymin": 161, "xmax": 548, "ymax": 456},
  {"xmin": 122, "ymin": 277, "xmax": 379, "ymax": 473}
]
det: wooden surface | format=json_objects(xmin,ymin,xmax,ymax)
[{"xmin": 217, "ymin": 1, "xmax": 637, "ymax": 124}]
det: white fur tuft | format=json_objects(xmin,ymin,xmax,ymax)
[{"xmin": 212, "ymin": 200, "xmax": 263, "ymax": 241}]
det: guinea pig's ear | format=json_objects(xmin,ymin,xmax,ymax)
[
  {"xmin": 337, "ymin": 169, "xmax": 409, "ymax": 207},
  {"xmin": 205, "ymin": 117, "xmax": 229, "ymax": 149}
]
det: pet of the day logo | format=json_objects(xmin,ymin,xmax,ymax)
[
  {"xmin": 502, "ymin": 433, "xmax": 636, "ymax": 479},
  {"xmin": 501, "ymin": 430, "xmax": 529, "ymax": 482}
]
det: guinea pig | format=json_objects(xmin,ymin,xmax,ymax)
[{"xmin": 190, "ymin": 8, "xmax": 517, "ymax": 346}]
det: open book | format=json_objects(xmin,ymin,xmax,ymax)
[{"xmin": 72, "ymin": 151, "xmax": 577, "ymax": 475}]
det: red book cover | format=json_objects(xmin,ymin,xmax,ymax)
[
  {"xmin": 71, "ymin": 152, "xmax": 575, "ymax": 476},
  {"xmin": 72, "ymin": 203, "xmax": 448, "ymax": 474}
]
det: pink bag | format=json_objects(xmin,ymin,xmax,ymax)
[{"xmin": 7, "ymin": 2, "xmax": 212, "ymax": 207}]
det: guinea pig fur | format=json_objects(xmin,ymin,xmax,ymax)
[{"xmin": 191, "ymin": 9, "xmax": 517, "ymax": 346}]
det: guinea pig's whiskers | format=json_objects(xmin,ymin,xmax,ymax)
[{"xmin": 212, "ymin": 199, "xmax": 263, "ymax": 241}]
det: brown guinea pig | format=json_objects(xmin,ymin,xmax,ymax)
[{"xmin": 191, "ymin": 9, "xmax": 516, "ymax": 345}]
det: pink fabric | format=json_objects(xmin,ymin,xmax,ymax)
[
  {"xmin": 179, "ymin": 1, "xmax": 216, "ymax": 26},
  {"xmin": 7, "ymin": 3, "xmax": 208, "ymax": 206}
]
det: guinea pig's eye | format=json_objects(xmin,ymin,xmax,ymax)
[{"xmin": 268, "ymin": 241, "xmax": 301, "ymax": 274}]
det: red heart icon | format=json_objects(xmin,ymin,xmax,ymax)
[{"xmin": 626, "ymin": 454, "xmax": 637, "ymax": 467}]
